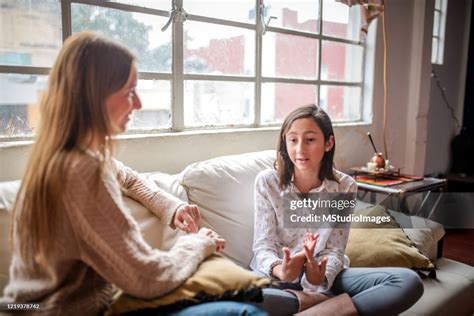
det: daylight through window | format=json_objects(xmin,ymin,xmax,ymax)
[{"xmin": 0, "ymin": 0, "xmax": 370, "ymax": 138}]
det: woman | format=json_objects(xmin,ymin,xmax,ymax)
[{"xmin": 1, "ymin": 31, "xmax": 265, "ymax": 316}]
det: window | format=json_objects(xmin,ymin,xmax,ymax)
[
  {"xmin": 432, "ymin": 0, "xmax": 448, "ymax": 65},
  {"xmin": 0, "ymin": 0, "xmax": 369, "ymax": 139}
]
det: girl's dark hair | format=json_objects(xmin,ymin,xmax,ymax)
[{"xmin": 275, "ymin": 104, "xmax": 338, "ymax": 190}]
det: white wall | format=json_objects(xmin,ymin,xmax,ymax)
[
  {"xmin": 0, "ymin": 0, "xmax": 471, "ymax": 181},
  {"xmin": 425, "ymin": 0, "xmax": 471, "ymax": 175},
  {"xmin": 360, "ymin": 0, "xmax": 470, "ymax": 176},
  {"xmin": 0, "ymin": 125, "xmax": 375, "ymax": 180},
  {"xmin": 374, "ymin": 0, "xmax": 414, "ymax": 173},
  {"xmin": 363, "ymin": 0, "xmax": 433, "ymax": 176}
]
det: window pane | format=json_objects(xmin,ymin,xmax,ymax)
[
  {"xmin": 130, "ymin": 80, "xmax": 171, "ymax": 130},
  {"xmin": 319, "ymin": 85, "xmax": 361, "ymax": 121},
  {"xmin": 261, "ymin": 83, "xmax": 317, "ymax": 124},
  {"xmin": 184, "ymin": 22, "xmax": 255, "ymax": 76},
  {"xmin": 321, "ymin": 41, "xmax": 363, "ymax": 82},
  {"xmin": 110, "ymin": 0, "xmax": 170, "ymax": 11},
  {"xmin": 435, "ymin": 0, "xmax": 441, "ymax": 10},
  {"xmin": 433, "ymin": 11, "xmax": 440, "ymax": 37},
  {"xmin": 262, "ymin": 32, "xmax": 318, "ymax": 79},
  {"xmin": 0, "ymin": 74, "xmax": 47, "ymax": 137},
  {"xmin": 264, "ymin": 0, "xmax": 320, "ymax": 33},
  {"xmin": 322, "ymin": 0, "xmax": 361, "ymax": 42},
  {"xmin": 184, "ymin": 81, "xmax": 254, "ymax": 127},
  {"xmin": 432, "ymin": 37, "xmax": 439, "ymax": 64},
  {"xmin": 185, "ymin": 0, "xmax": 256, "ymax": 23},
  {"xmin": 71, "ymin": 4, "xmax": 172, "ymax": 73},
  {"xmin": 0, "ymin": 0, "xmax": 61, "ymax": 67}
]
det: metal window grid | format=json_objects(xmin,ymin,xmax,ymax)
[{"xmin": 0, "ymin": 0, "xmax": 368, "ymax": 138}]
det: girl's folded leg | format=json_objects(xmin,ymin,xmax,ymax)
[
  {"xmin": 330, "ymin": 267, "xmax": 424, "ymax": 316},
  {"xmin": 251, "ymin": 288, "xmax": 299, "ymax": 316}
]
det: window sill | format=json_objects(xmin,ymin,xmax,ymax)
[{"xmin": 0, "ymin": 120, "xmax": 372, "ymax": 148}]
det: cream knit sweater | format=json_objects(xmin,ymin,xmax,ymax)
[{"xmin": 0, "ymin": 151, "xmax": 215, "ymax": 315}]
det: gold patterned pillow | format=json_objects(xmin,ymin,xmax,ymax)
[
  {"xmin": 346, "ymin": 205, "xmax": 435, "ymax": 269},
  {"xmin": 107, "ymin": 255, "xmax": 269, "ymax": 315}
]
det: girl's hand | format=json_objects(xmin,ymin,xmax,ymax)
[
  {"xmin": 198, "ymin": 227, "xmax": 226, "ymax": 253},
  {"xmin": 303, "ymin": 232, "xmax": 318, "ymax": 256},
  {"xmin": 304, "ymin": 255, "xmax": 327, "ymax": 285},
  {"xmin": 303, "ymin": 233, "xmax": 327, "ymax": 285},
  {"xmin": 273, "ymin": 247, "xmax": 306, "ymax": 282},
  {"xmin": 173, "ymin": 204, "xmax": 201, "ymax": 233}
]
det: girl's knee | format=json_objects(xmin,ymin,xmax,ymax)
[{"xmin": 396, "ymin": 269, "xmax": 424, "ymax": 299}]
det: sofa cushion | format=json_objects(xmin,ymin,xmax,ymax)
[
  {"xmin": 179, "ymin": 150, "xmax": 275, "ymax": 267},
  {"xmin": 400, "ymin": 258, "xmax": 474, "ymax": 316},
  {"xmin": 346, "ymin": 205, "xmax": 435, "ymax": 269},
  {"xmin": 402, "ymin": 226, "xmax": 445, "ymax": 261},
  {"xmin": 107, "ymin": 255, "xmax": 269, "ymax": 315},
  {"xmin": 0, "ymin": 209, "xmax": 12, "ymax": 293},
  {"xmin": 0, "ymin": 181, "xmax": 20, "ymax": 292},
  {"xmin": 123, "ymin": 172, "xmax": 187, "ymax": 251},
  {"xmin": 355, "ymin": 200, "xmax": 445, "ymax": 261},
  {"xmin": 0, "ymin": 180, "xmax": 20, "ymax": 212}
]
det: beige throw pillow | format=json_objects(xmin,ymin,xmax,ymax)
[
  {"xmin": 107, "ymin": 255, "xmax": 270, "ymax": 315},
  {"xmin": 346, "ymin": 205, "xmax": 435, "ymax": 269}
]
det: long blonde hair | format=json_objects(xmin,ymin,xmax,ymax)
[{"xmin": 11, "ymin": 31, "xmax": 135, "ymax": 265}]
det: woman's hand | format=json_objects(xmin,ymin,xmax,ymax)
[
  {"xmin": 303, "ymin": 233, "xmax": 327, "ymax": 285},
  {"xmin": 273, "ymin": 247, "xmax": 306, "ymax": 282},
  {"xmin": 173, "ymin": 204, "xmax": 201, "ymax": 233},
  {"xmin": 198, "ymin": 227, "xmax": 226, "ymax": 253}
]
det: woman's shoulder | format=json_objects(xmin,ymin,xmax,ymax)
[
  {"xmin": 63, "ymin": 150, "xmax": 104, "ymax": 182},
  {"xmin": 70, "ymin": 150, "xmax": 100, "ymax": 168}
]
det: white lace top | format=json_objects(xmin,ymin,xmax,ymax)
[{"xmin": 250, "ymin": 168, "xmax": 357, "ymax": 292}]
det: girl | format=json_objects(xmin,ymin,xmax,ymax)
[
  {"xmin": 251, "ymin": 104, "xmax": 423, "ymax": 315},
  {"xmin": 1, "ymin": 32, "xmax": 264, "ymax": 316}
]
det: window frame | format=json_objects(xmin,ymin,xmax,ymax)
[
  {"xmin": 0, "ymin": 0, "xmax": 370, "ymax": 140},
  {"xmin": 431, "ymin": 0, "xmax": 448, "ymax": 65}
]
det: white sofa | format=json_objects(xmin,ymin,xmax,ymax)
[{"xmin": 1, "ymin": 150, "xmax": 473, "ymax": 315}]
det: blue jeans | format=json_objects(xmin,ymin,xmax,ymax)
[
  {"xmin": 330, "ymin": 267, "xmax": 424, "ymax": 316},
  {"xmin": 254, "ymin": 267, "xmax": 423, "ymax": 316},
  {"xmin": 167, "ymin": 301, "xmax": 268, "ymax": 316}
]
